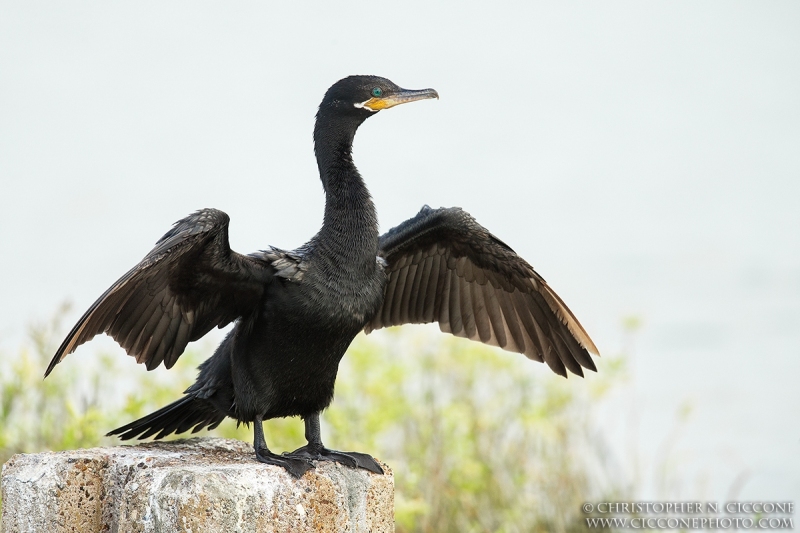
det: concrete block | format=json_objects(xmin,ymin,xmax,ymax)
[{"xmin": 1, "ymin": 437, "xmax": 393, "ymax": 533}]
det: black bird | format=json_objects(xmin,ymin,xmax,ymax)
[{"xmin": 45, "ymin": 75, "xmax": 599, "ymax": 478}]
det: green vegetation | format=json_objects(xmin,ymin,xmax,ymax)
[{"xmin": 1, "ymin": 305, "xmax": 629, "ymax": 532}]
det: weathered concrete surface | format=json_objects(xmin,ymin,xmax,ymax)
[{"xmin": 1, "ymin": 437, "xmax": 394, "ymax": 533}]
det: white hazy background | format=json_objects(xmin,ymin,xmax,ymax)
[{"xmin": 1, "ymin": 1, "xmax": 798, "ymax": 504}]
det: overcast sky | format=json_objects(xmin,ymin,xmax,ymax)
[{"xmin": 1, "ymin": 1, "xmax": 799, "ymax": 503}]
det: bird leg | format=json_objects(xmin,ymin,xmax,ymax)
[
  {"xmin": 284, "ymin": 412, "xmax": 384, "ymax": 474},
  {"xmin": 253, "ymin": 415, "xmax": 314, "ymax": 478}
]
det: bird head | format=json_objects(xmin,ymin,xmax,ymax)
[{"xmin": 319, "ymin": 75, "xmax": 438, "ymax": 119}]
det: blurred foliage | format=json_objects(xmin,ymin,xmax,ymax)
[
  {"xmin": 330, "ymin": 331, "xmax": 627, "ymax": 533},
  {"xmin": 0, "ymin": 305, "xmax": 629, "ymax": 532}
]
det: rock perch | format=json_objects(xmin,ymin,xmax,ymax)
[{"xmin": 1, "ymin": 437, "xmax": 394, "ymax": 533}]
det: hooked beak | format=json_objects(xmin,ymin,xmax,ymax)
[{"xmin": 356, "ymin": 87, "xmax": 439, "ymax": 112}]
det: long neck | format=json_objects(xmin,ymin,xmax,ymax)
[{"xmin": 312, "ymin": 112, "xmax": 378, "ymax": 262}]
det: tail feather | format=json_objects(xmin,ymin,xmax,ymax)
[{"xmin": 108, "ymin": 395, "xmax": 226, "ymax": 441}]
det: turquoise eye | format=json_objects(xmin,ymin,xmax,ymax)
[{"xmin": 371, "ymin": 87, "xmax": 383, "ymax": 98}]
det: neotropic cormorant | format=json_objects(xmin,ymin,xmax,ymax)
[{"xmin": 45, "ymin": 75, "xmax": 599, "ymax": 478}]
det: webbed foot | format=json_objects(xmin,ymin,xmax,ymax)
[
  {"xmin": 285, "ymin": 444, "xmax": 384, "ymax": 475},
  {"xmin": 256, "ymin": 446, "xmax": 314, "ymax": 478}
]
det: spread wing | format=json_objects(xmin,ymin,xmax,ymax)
[
  {"xmin": 366, "ymin": 206, "xmax": 599, "ymax": 377},
  {"xmin": 45, "ymin": 209, "xmax": 273, "ymax": 376}
]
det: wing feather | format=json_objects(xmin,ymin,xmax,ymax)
[
  {"xmin": 406, "ymin": 261, "xmax": 425, "ymax": 322},
  {"xmin": 448, "ymin": 269, "xmax": 463, "ymax": 336},
  {"xmin": 390, "ymin": 263, "xmax": 409, "ymax": 323},
  {"xmin": 438, "ymin": 268, "xmax": 452, "ymax": 333},
  {"xmin": 496, "ymin": 291, "xmax": 524, "ymax": 353},
  {"xmin": 482, "ymin": 283, "xmax": 506, "ymax": 348},
  {"xmin": 471, "ymin": 280, "xmax": 491, "ymax": 343},
  {"xmin": 382, "ymin": 264, "xmax": 401, "ymax": 326},
  {"xmin": 398, "ymin": 262, "xmax": 418, "ymax": 324},
  {"xmin": 459, "ymin": 275, "xmax": 477, "ymax": 339},
  {"xmin": 427, "ymin": 253, "xmax": 444, "ymax": 323}
]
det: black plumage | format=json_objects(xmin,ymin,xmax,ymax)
[{"xmin": 45, "ymin": 75, "xmax": 599, "ymax": 478}]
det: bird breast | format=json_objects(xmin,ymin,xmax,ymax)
[{"xmin": 297, "ymin": 256, "xmax": 386, "ymax": 327}]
